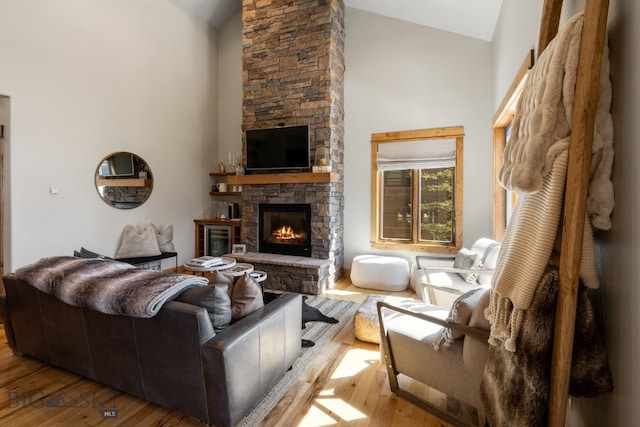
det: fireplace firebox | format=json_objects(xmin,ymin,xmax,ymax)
[{"xmin": 259, "ymin": 204, "xmax": 312, "ymax": 257}]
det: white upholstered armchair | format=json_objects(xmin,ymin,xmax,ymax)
[
  {"xmin": 410, "ymin": 238, "xmax": 500, "ymax": 308},
  {"xmin": 377, "ymin": 286, "xmax": 491, "ymax": 426}
]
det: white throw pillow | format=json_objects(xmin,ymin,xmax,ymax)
[
  {"xmin": 152, "ymin": 224, "xmax": 176, "ymax": 252},
  {"xmin": 115, "ymin": 224, "xmax": 161, "ymax": 258}
]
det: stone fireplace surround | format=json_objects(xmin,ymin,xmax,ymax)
[
  {"xmin": 226, "ymin": 177, "xmax": 343, "ymax": 295},
  {"xmin": 232, "ymin": 0, "xmax": 345, "ymax": 295}
]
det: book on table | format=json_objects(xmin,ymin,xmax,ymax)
[{"xmin": 185, "ymin": 256, "xmax": 223, "ymax": 268}]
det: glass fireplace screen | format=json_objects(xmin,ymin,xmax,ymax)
[{"xmin": 259, "ymin": 204, "xmax": 312, "ymax": 256}]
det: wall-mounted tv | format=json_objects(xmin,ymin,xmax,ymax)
[
  {"xmin": 245, "ymin": 125, "xmax": 310, "ymax": 172},
  {"xmin": 100, "ymin": 152, "xmax": 135, "ymax": 177}
]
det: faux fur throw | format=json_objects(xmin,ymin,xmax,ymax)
[
  {"xmin": 499, "ymin": 12, "xmax": 614, "ymax": 231},
  {"xmin": 481, "ymin": 265, "xmax": 613, "ymax": 427},
  {"xmin": 15, "ymin": 256, "xmax": 208, "ymax": 317}
]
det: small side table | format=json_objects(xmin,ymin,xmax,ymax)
[
  {"xmin": 222, "ymin": 263, "xmax": 254, "ymax": 277},
  {"xmin": 223, "ymin": 256, "xmax": 268, "ymax": 289},
  {"xmin": 249, "ymin": 270, "xmax": 267, "ymax": 283},
  {"xmin": 224, "ymin": 265, "xmax": 267, "ymax": 293},
  {"xmin": 183, "ymin": 256, "xmax": 236, "ymax": 276}
]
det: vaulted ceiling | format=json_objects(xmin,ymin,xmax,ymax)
[{"xmin": 171, "ymin": 0, "xmax": 503, "ymax": 41}]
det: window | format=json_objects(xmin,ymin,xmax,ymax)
[
  {"xmin": 371, "ymin": 127, "xmax": 464, "ymax": 254},
  {"xmin": 492, "ymin": 50, "xmax": 534, "ymax": 241}
]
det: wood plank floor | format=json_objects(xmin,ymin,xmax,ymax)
[{"xmin": 0, "ymin": 276, "xmax": 455, "ymax": 426}]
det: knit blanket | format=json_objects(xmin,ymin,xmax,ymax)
[
  {"xmin": 486, "ymin": 151, "xmax": 599, "ymax": 351},
  {"xmin": 481, "ymin": 265, "xmax": 613, "ymax": 427},
  {"xmin": 15, "ymin": 256, "xmax": 208, "ymax": 317},
  {"xmin": 486, "ymin": 12, "xmax": 614, "ymax": 352}
]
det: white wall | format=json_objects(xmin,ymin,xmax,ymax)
[
  {"xmin": 491, "ymin": 0, "xmax": 585, "ymax": 110},
  {"xmin": 596, "ymin": 1, "xmax": 640, "ymax": 425},
  {"xmin": 343, "ymin": 9, "xmax": 494, "ymax": 267},
  {"xmin": 492, "ymin": 0, "xmax": 638, "ymax": 425},
  {"xmin": 217, "ymin": 12, "xmax": 243, "ymax": 170},
  {"xmin": 0, "ymin": 0, "xmax": 218, "ymax": 269}
]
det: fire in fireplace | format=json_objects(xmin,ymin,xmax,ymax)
[
  {"xmin": 268, "ymin": 225, "xmax": 307, "ymax": 244},
  {"xmin": 259, "ymin": 203, "xmax": 312, "ymax": 257}
]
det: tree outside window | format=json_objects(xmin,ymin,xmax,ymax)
[{"xmin": 419, "ymin": 167, "xmax": 453, "ymax": 242}]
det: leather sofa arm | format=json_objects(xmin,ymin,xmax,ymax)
[
  {"xmin": 201, "ymin": 292, "xmax": 302, "ymax": 427},
  {"xmin": 0, "ymin": 287, "xmax": 18, "ymax": 353},
  {"xmin": 0, "ymin": 291, "xmax": 5, "ymax": 321}
]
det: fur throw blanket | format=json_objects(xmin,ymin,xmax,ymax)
[
  {"xmin": 481, "ymin": 265, "xmax": 613, "ymax": 427},
  {"xmin": 15, "ymin": 256, "xmax": 208, "ymax": 317},
  {"xmin": 499, "ymin": 12, "xmax": 614, "ymax": 231}
]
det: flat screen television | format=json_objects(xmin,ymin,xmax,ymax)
[
  {"xmin": 100, "ymin": 152, "xmax": 135, "ymax": 177},
  {"xmin": 245, "ymin": 125, "xmax": 310, "ymax": 171}
]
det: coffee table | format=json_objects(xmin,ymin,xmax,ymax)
[
  {"xmin": 183, "ymin": 256, "xmax": 236, "ymax": 275},
  {"xmin": 220, "ymin": 262, "xmax": 254, "ymax": 276}
]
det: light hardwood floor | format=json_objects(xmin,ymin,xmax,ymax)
[{"xmin": 0, "ymin": 276, "xmax": 455, "ymax": 427}]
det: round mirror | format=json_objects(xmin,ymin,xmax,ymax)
[{"xmin": 95, "ymin": 152, "xmax": 153, "ymax": 209}]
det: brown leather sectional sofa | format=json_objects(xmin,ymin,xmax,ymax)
[{"xmin": 0, "ymin": 274, "xmax": 302, "ymax": 427}]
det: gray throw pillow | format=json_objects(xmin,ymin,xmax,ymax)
[
  {"xmin": 453, "ymin": 247, "xmax": 482, "ymax": 284},
  {"xmin": 230, "ymin": 273, "xmax": 264, "ymax": 321},
  {"xmin": 177, "ymin": 284, "xmax": 232, "ymax": 332},
  {"xmin": 444, "ymin": 286, "xmax": 487, "ymax": 341},
  {"xmin": 209, "ymin": 270, "xmax": 235, "ymax": 297}
]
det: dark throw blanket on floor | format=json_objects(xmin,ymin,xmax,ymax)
[
  {"xmin": 480, "ymin": 265, "xmax": 613, "ymax": 427},
  {"xmin": 302, "ymin": 296, "xmax": 339, "ymax": 328},
  {"xmin": 302, "ymin": 296, "xmax": 338, "ymax": 347},
  {"xmin": 301, "ymin": 296, "xmax": 338, "ymax": 347},
  {"xmin": 264, "ymin": 293, "xmax": 339, "ymax": 348}
]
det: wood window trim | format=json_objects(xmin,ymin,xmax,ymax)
[
  {"xmin": 492, "ymin": 50, "xmax": 535, "ymax": 241},
  {"xmin": 370, "ymin": 126, "xmax": 464, "ymax": 255}
]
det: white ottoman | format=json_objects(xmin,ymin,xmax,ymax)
[{"xmin": 350, "ymin": 255, "xmax": 409, "ymax": 291}]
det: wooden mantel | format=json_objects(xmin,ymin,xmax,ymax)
[
  {"xmin": 95, "ymin": 178, "xmax": 152, "ymax": 187},
  {"xmin": 227, "ymin": 172, "xmax": 338, "ymax": 185}
]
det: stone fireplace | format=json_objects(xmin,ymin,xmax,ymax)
[
  {"xmin": 259, "ymin": 203, "xmax": 312, "ymax": 257},
  {"xmin": 238, "ymin": 0, "xmax": 345, "ymax": 291}
]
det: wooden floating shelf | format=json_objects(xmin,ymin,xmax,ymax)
[
  {"xmin": 96, "ymin": 178, "xmax": 152, "ymax": 187},
  {"xmin": 209, "ymin": 192, "xmax": 242, "ymax": 196},
  {"xmin": 227, "ymin": 172, "xmax": 338, "ymax": 185},
  {"xmin": 209, "ymin": 172, "xmax": 236, "ymax": 177}
]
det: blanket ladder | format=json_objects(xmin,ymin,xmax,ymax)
[{"xmin": 537, "ymin": 0, "xmax": 611, "ymax": 426}]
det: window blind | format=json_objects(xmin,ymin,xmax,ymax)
[{"xmin": 377, "ymin": 138, "xmax": 456, "ymax": 171}]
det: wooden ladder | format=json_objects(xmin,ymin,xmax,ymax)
[{"xmin": 537, "ymin": 0, "xmax": 610, "ymax": 426}]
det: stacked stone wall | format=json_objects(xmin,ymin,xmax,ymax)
[{"xmin": 241, "ymin": 0, "xmax": 345, "ymax": 286}]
